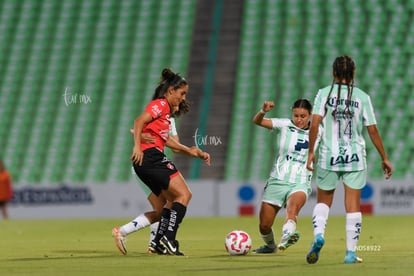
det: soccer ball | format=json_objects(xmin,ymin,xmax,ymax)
[{"xmin": 224, "ymin": 230, "xmax": 252, "ymax": 255}]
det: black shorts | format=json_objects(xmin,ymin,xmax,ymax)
[{"xmin": 132, "ymin": 147, "xmax": 180, "ymax": 196}]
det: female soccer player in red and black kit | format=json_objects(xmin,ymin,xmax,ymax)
[{"xmin": 131, "ymin": 68, "xmax": 210, "ymax": 255}]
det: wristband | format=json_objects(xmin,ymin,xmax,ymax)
[{"xmin": 259, "ymin": 109, "xmax": 266, "ymax": 114}]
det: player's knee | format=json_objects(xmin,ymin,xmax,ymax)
[
  {"xmin": 259, "ymin": 224, "xmax": 272, "ymax": 234},
  {"xmin": 182, "ymin": 189, "xmax": 192, "ymax": 204},
  {"xmin": 172, "ymin": 189, "xmax": 192, "ymax": 206}
]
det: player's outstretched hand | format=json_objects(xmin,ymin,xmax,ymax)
[
  {"xmin": 199, "ymin": 151, "xmax": 211, "ymax": 166},
  {"xmin": 382, "ymin": 159, "xmax": 393, "ymax": 180},
  {"xmin": 189, "ymin": 146, "xmax": 211, "ymax": 166}
]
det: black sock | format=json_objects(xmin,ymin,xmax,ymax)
[
  {"xmin": 165, "ymin": 202, "xmax": 187, "ymax": 240},
  {"xmin": 154, "ymin": 208, "xmax": 171, "ymax": 243}
]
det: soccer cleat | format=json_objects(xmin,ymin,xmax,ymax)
[
  {"xmin": 278, "ymin": 231, "xmax": 300, "ymax": 250},
  {"xmin": 147, "ymin": 246, "xmax": 157, "ymax": 254},
  {"xmin": 112, "ymin": 227, "xmax": 127, "ymax": 255},
  {"xmin": 160, "ymin": 236, "xmax": 185, "ymax": 256},
  {"xmin": 306, "ymin": 233, "xmax": 325, "ymax": 264},
  {"xmin": 344, "ymin": 250, "xmax": 363, "ymax": 264},
  {"xmin": 149, "ymin": 240, "xmax": 168, "ymax": 255},
  {"xmin": 252, "ymin": 245, "xmax": 277, "ymax": 254}
]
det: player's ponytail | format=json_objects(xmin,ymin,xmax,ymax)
[{"xmin": 153, "ymin": 68, "xmax": 188, "ymax": 100}]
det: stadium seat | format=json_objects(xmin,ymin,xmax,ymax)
[
  {"xmin": 0, "ymin": 0, "xmax": 196, "ymax": 184},
  {"xmin": 1, "ymin": 0, "xmax": 412, "ymax": 183},
  {"xmin": 225, "ymin": 0, "xmax": 413, "ymax": 181}
]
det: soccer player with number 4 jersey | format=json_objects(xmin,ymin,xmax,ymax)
[{"xmin": 306, "ymin": 56, "xmax": 393, "ymax": 264}]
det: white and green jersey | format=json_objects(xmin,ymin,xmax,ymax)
[
  {"xmin": 313, "ymin": 84, "xmax": 377, "ymax": 171},
  {"xmin": 170, "ymin": 117, "xmax": 178, "ymax": 136},
  {"xmin": 160, "ymin": 117, "xmax": 177, "ymax": 159},
  {"xmin": 269, "ymin": 118, "xmax": 311, "ymax": 185}
]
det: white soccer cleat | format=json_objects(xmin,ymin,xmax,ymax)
[
  {"xmin": 112, "ymin": 227, "xmax": 127, "ymax": 255},
  {"xmin": 278, "ymin": 231, "xmax": 300, "ymax": 251}
]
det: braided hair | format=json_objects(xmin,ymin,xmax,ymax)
[
  {"xmin": 324, "ymin": 56, "xmax": 356, "ymax": 119},
  {"xmin": 152, "ymin": 68, "xmax": 190, "ymax": 117}
]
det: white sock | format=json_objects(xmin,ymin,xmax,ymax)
[
  {"xmin": 120, "ymin": 214, "xmax": 151, "ymax": 236},
  {"xmin": 346, "ymin": 212, "xmax": 362, "ymax": 252},
  {"xmin": 261, "ymin": 229, "xmax": 276, "ymax": 248},
  {"xmin": 312, "ymin": 203, "xmax": 330, "ymax": 237},
  {"xmin": 282, "ymin": 219, "xmax": 296, "ymax": 237},
  {"xmin": 149, "ymin": 222, "xmax": 159, "ymax": 245}
]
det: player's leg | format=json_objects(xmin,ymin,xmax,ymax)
[
  {"xmin": 313, "ymin": 188, "xmax": 334, "ymax": 236},
  {"xmin": 307, "ymin": 167, "xmax": 338, "ymax": 264},
  {"xmin": 253, "ymin": 201, "xmax": 280, "ymax": 253},
  {"xmin": 0, "ymin": 202, "xmax": 8, "ymax": 219},
  {"xmin": 112, "ymin": 164, "xmax": 166, "ymax": 255},
  {"xmin": 149, "ymin": 199, "xmax": 173, "ymax": 254},
  {"xmin": 119, "ymin": 193, "xmax": 166, "ymax": 236},
  {"xmin": 158, "ymin": 173, "xmax": 192, "ymax": 255},
  {"xmin": 146, "ymin": 193, "xmax": 167, "ymax": 253},
  {"xmin": 306, "ymin": 187, "xmax": 333, "ymax": 263},
  {"xmin": 278, "ymin": 190, "xmax": 307, "ymax": 250},
  {"xmin": 253, "ymin": 180, "xmax": 284, "ymax": 254},
  {"xmin": 112, "ymin": 194, "xmax": 166, "ymax": 255},
  {"xmin": 342, "ymin": 170, "xmax": 365, "ymax": 264},
  {"xmin": 149, "ymin": 204, "xmax": 171, "ymax": 254}
]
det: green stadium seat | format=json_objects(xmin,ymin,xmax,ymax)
[
  {"xmin": 225, "ymin": 0, "xmax": 414, "ymax": 181},
  {"xmin": 1, "ymin": 0, "xmax": 413, "ymax": 183}
]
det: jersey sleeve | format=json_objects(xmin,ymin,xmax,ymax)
[
  {"xmin": 313, "ymin": 89, "xmax": 325, "ymax": 116},
  {"xmin": 169, "ymin": 117, "xmax": 178, "ymax": 136},
  {"xmin": 144, "ymin": 99, "xmax": 170, "ymax": 119},
  {"xmin": 270, "ymin": 118, "xmax": 290, "ymax": 130},
  {"xmin": 362, "ymin": 95, "xmax": 377, "ymax": 126}
]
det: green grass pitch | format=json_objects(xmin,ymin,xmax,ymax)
[{"xmin": 1, "ymin": 215, "xmax": 413, "ymax": 275}]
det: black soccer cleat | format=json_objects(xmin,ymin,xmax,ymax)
[
  {"xmin": 160, "ymin": 236, "xmax": 185, "ymax": 256},
  {"xmin": 149, "ymin": 241, "xmax": 168, "ymax": 255}
]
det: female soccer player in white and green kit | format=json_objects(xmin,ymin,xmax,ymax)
[
  {"xmin": 252, "ymin": 99, "xmax": 315, "ymax": 254},
  {"xmin": 306, "ymin": 55, "xmax": 393, "ymax": 264}
]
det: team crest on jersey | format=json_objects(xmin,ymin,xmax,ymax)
[
  {"xmin": 294, "ymin": 138, "xmax": 309, "ymax": 151},
  {"xmin": 166, "ymin": 163, "xmax": 175, "ymax": 170}
]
